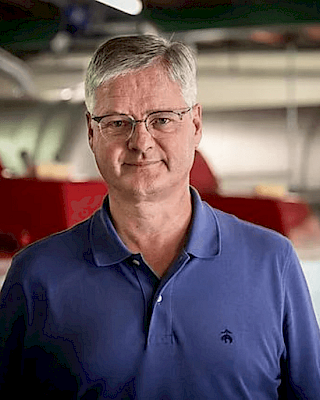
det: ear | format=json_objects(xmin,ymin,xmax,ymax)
[
  {"xmin": 86, "ymin": 111, "xmax": 94, "ymax": 151},
  {"xmin": 192, "ymin": 103, "xmax": 202, "ymax": 149}
]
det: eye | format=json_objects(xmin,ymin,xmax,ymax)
[
  {"xmin": 99, "ymin": 116, "xmax": 133, "ymax": 138},
  {"xmin": 148, "ymin": 113, "xmax": 175, "ymax": 129},
  {"xmin": 107, "ymin": 119, "xmax": 126, "ymax": 128},
  {"xmin": 153, "ymin": 117, "xmax": 171, "ymax": 126},
  {"xmin": 102, "ymin": 118, "xmax": 131, "ymax": 130}
]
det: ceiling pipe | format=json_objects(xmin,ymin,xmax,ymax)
[{"xmin": 0, "ymin": 48, "xmax": 36, "ymax": 97}]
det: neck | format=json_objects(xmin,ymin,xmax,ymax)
[{"xmin": 108, "ymin": 187, "xmax": 193, "ymax": 276}]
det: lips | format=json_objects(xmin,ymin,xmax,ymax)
[{"xmin": 124, "ymin": 160, "xmax": 161, "ymax": 167}]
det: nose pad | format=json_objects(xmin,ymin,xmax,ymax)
[{"xmin": 127, "ymin": 121, "xmax": 154, "ymax": 152}]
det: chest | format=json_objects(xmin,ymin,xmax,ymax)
[{"xmin": 25, "ymin": 256, "xmax": 285, "ymax": 394}]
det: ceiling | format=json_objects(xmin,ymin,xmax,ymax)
[
  {"xmin": 2, "ymin": 0, "xmax": 320, "ymax": 108},
  {"xmin": 2, "ymin": 0, "xmax": 320, "ymax": 58}
]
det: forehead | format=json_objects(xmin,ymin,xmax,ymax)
[{"xmin": 93, "ymin": 65, "xmax": 185, "ymax": 114}]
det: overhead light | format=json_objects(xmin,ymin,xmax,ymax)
[{"xmin": 95, "ymin": 0, "xmax": 143, "ymax": 15}]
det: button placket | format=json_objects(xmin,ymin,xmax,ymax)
[
  {"xmin": 143, "ymin": 253, "xmax": 189, "ymax": 345},
  {"xmin": 148, "ymin": 289, "xmax": 172, "ymax": 345}
]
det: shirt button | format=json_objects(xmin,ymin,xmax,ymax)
[
  {"xmin": 132, "ymin": 259, "xmax": 140, "ymax": 266},
  {"xmin": 157, "ymin": 295, "xmax": 163, "ymax": 303}
]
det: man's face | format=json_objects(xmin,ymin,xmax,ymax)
[{"xmin": 87, "ymin": 65, "xmax": 202, "ymax": 201}]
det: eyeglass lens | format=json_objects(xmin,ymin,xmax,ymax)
[{"xmin": 99, "ymin": 111, "xmax": 186, "ymax": 138}]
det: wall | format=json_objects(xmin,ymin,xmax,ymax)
[
  {"xmin": 0, "ymin": 100, "xmax": 319, "ymax": 197},
  {"xmin": 199, "ymin": 107, "xmax": 320, "ymax": 194}
]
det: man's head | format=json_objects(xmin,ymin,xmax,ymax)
[
  {"xmin": 85, "ymin": 34, "xmax": 197, "ymax": 114},
  {"xmin": 85, "ymin": 35, "xmax": 202, "ymax": 201}
]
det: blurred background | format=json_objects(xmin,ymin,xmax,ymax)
[{"xmin": 1, "ymin": 0, "xmax": 320, "ymax": 321}]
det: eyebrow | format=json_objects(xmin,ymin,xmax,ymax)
[{"xmin": 93, "ymin": 109, "xmax": 181, "ymax": 118}]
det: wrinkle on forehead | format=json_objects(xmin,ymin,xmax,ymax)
[
  {"xmin": 106, "ymin": 62, "xmax": 173, "ymax": 90},
  {"xmin": 93, "ymin": 65, "xmax": 185, "ymax": 116}
]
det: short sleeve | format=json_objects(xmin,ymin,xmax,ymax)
[
  {"xmin": 0, "ymin": 259, "xmax": 28, "ymax": 392},
  {"xmin": 279, "ymin": 244, "xmax": 320, "ymax": 399}
]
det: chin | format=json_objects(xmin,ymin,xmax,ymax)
[
  {"xmin": 115, "ymin": 178, "xmax": 169, "ymax": 200},
  {"xmin": 106, "ymin": 170, "xmax": 187, "ymax": 200},
  {"xmin": 127, "ymin": 182, "xmax": 161, "ymax": 198}
]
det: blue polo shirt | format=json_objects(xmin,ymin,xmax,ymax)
[{"xmin": 1, "ymin": 188, "xmax": 320, "ymax": 399}]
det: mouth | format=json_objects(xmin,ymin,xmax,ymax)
[{"xmin": 124, "ymin": 160, "xmax": 162, "ymax": 167}]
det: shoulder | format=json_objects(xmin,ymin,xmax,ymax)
[
  {"xmin": 209, "ymin": 205, "xmax": 294, "ymax": 263},
  {"xmin": 10, "ymin": 216, "xmax": 94, "ymax": 276},
  {"xmin": 1, "ymin": 215, "xmax": 98, "ymax": 307},
  {"xmin": 191, "ymin": 188, "xmax": 293, "ymax": 262},
  {"xmin": 213, "ymin": 206, "xmax": 290, "ymax": 245},
  {"xmin": 206, "ymin": 206, "xmax": 301, "ymax": 293}
]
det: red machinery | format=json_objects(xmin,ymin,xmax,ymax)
[{"xmin": 0, "ymin": 151, "xmax": 319, "ymax": 257}]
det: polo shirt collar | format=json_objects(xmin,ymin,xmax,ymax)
[
  {"xmin": 90, "ymin": 197, "xmax": 132, "ymax": 266},
  {"xmin": 90, "ymin": 187, "xmax": 221, "ymax": 266},
  {"xmin": 185, "ymin": 187, "xmax": 221, "ymax": 258}
]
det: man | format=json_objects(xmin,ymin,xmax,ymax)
[{"xmin": 0, "ymin": 35, "xmax": 319, "ymax": 399}]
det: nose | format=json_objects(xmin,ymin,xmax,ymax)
[{"xmin": 127, "ymin": 120, "xmax": 154, "ymax": 153}]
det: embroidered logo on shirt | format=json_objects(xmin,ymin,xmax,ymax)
[{"xmin": 220, "ymin": 329, "xmax": 233, "ymax": 344}]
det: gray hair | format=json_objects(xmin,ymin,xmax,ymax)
[{"xmin": 85, "ymin": 34, "xmax": 197, "ymax": 113}]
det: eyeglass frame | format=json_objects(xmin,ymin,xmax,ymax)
[{"xmin": 90, "ymin": 106, "xmax": 192, "ymax": 140}]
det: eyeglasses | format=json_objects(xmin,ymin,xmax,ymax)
[{"xmin": 91, "ymin": 107, "xmax": 192, "ymax": 140}]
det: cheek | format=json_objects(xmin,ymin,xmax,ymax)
[
  {"xmin": 93, "ymin": 140, "xmax": 123, "ymax": 171},
  {"xmin": 181, "ymin": 130, "xmax": 199, "ymax": 155},
  {"xmin": 167, "ymin": 138, "xmax": 196, "ymax": 171}
]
